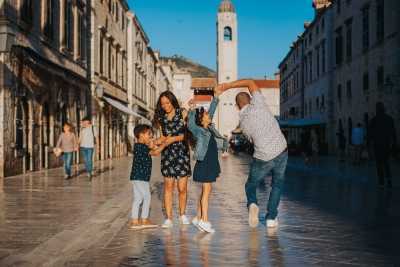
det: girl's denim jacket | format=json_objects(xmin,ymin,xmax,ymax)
[{"xmin": 187, "ymin": 97, "xmax": 228, "ymax": 161}]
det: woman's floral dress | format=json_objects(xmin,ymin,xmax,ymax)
[{"xmin": 161, "ymin": 108, "xmax": 191, "ymax": 179}]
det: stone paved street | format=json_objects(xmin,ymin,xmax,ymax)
[{"xmin": 0, "ymin": 153, "xmax": 399, "ymax": 266}]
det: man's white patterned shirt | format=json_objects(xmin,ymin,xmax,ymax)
[{"xmin": 238, "ymin": 92, "xmax": 287, "ymax": 162}]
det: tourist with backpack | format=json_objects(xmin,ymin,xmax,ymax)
[{"xmin": 75, "ymin": 116, "xmax": 100, "ymax": 180}]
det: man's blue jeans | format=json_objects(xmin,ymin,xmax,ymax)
[
  {"xmin": 245, "ymin": 151, "xmax": 288, "ymax": 220},
  {"xmin": 81, "ymin": 147, "xmax": 94, "ymax": 173},
  {"xmin": 62, "ymin": 152, "xmax": 73, "ymax": 176}
]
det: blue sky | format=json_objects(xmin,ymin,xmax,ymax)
[{"xmin": 126, "ymin": 0, "xmax": 314, "ymax": 79}]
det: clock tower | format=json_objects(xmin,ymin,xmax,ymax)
[{"xmin": 217, "ymin": 0, "xmax": 239, "ymax": 137}]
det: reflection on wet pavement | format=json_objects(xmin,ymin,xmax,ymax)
[{"xmin": 0, "ymin": 154, "xmax": 399, "ymax": 266}]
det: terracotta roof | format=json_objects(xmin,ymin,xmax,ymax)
[
  {"xmin": 191, "ymin": 78, "xmax": 217, "ymax": 88},
  {"xmin": 254, "ymin": 80, "xmax": 279, "ymax": 89}
]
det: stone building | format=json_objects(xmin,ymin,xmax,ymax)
[
  {"xmin": 331, "ymin": 0, "xmax": 400, "ymax": 153},
  {"xmin": 279, "ymin": 0, "xmax": 400, "ymax": 156},
  {"xmin": 0, "ymin": 0, "xmax": 170, "ymax": 177},
  {"xmin": 0, "ymin": 0, "xmax": 91, "ymax": 177}
]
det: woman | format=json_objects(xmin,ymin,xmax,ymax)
[
  {"xmin": 56, "ymin": 123, "xmax": 77, "ymax": 179},
  {"xmin": 153, "ymin": 91, "xmax": 191, "ymax": 229},
  {"xmin": 309, "ymin": 129, "xmax": 319, "ymax": 164},
  {"xmin": 337, "ymin": 129, "xmax": 347, "ymax": 162}
]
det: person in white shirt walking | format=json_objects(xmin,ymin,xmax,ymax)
[
  {"xmin": 219, "ymin": 79, "xmax": 288, "ymax": 229},
  {"xmin": 351, "ymin": 123, "xmax": 364, "ymax": 164},
  {"xmin": 74, "ymin": 116, "xmax": 100, "ymax": 179}
]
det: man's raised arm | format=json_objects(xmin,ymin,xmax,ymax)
[{"xmin": 219, "ymin": 79, "xmax": 260, "ymax": 95}]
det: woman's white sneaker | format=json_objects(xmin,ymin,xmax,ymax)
[
  {"xmin": 192, "ymin": 217, "xmax": 205, "ymax": 232},
  {"xmin": 197, "ymin": 219, "xmax": 215, "ymax": 233},
  {"xmin": 179, "ymin": 215, "xmax": 190, "ymax": 225},
  {"xmin": 161, "ymin": 219, "xmax": 173, "ymax": 229}
]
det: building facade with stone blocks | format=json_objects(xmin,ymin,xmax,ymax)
[
  {"xmin": 172, "ymin": 69, "xmax": 193, "ymax": 110},
  {"xmin": 89, "ymin": 0, "xmax": 130, "ymax": 160},
  {"xmin": 0, "ymin": 0, "xmax": 91, "ymax": 177},
  {"xmin": 302, "ymin": 4, "xmax": 335, "ymax": 153},
  {"xmin": 279, "ymin": 0, "xmax": 400, "ymax": 156},
  {"xmin": 330, "ymin": 0, "xmax": 400, "ymax": 155}
]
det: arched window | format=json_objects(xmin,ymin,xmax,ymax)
[
  {"xmin": 224, "ymin": 27, "xmax": 232, "ymax": 41},
  {"xmin": 348, "ymin": 117, "xmax": 352, "ymax": 145}
]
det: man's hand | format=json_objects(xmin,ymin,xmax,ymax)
[
  {"xmin": 188, "ymin": 99, "xmax": 195, "ymax": 110},
  {"xmin": 213, "ymin": 86, "xmax": 220, "ymax": 98},
  {"xmin": 218, "ymin": 83, "xmax": 230, "ymax": 93},
  {"xmin": 95, "ymin": 147, "xmax": 100, "ymax": 154}
]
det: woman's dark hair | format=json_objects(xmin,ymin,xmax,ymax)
[
  {"xmin": 153, "ymin": 91, "xmax": 180, "ymax": 126},
  {"xmin": 184, "ymin": 107, "xmax": 213, "ymax": 148}
]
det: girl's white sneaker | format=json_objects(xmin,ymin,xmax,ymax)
[{"xmin": 161, "ymin": 219, "xmax": 173, "ymax": 229}]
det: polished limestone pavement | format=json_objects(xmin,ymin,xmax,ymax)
[{"xmin": 0, "ymin": 153, "xmax": 399, "ymax": 266}]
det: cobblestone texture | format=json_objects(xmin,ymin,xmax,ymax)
[{"xmin": 0, "ymin": 154, "xmax": 399, "ymax": 266}]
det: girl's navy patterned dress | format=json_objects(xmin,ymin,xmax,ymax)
[{"xmin": 161, "ymin": 108, "xmax": 191, "ymax": 179}]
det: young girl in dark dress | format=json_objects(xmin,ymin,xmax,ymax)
[{"xmin": 186, "ymin": 87, "xmax": 228, "ymax": 233}]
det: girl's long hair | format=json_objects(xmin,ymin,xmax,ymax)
[
  {"xmin": 153, "ymin": 91, "xmax": 180, "ymax": 126},
  {"xmin": 184, "ymin": 107, "xmax": 213, "ymax": 149}
]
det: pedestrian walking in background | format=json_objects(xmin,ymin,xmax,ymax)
[
  {"xmin": 222, "ymin": 134, "xmax": 230, "ymax": 157},
  {"xmin": 55, "ymin": 123, "xmax": 77, "ymax": 179},
  {"xmin": 300, "ymin": 128, "xmax": 310, "ymax": 164},
  {"xmin": 152, "ymin": 91, "xmax": 191, "ymax": 229},
  {"xmin": 351, "ymin": 123, "xmax": 364, "ymax": 164},
  {"xmin": 310, "ymin": 129, "xmax": 319, "ymax": 164},
  {"xmin": 186, "ymin": 88, "xmax": 227, "ymax": 233},
  {"xmin": 219, "ymin": 79, "xmax": 288, "ymax": 229},
  {"xmin": 74, "ymin": 116, "xmax": 100, "ymax": 180},
  {"xmin": 130, "ymin": 124, "xmax": 166, "ymax": 229},
  {"xmin": 337, "ymin": 129, "xmax": 347, "ymax": 162},
  {"xmin": 366, "ymin": 102, "xmax": 397, "ymax": 189},
  {"xmin": 234, "ymin": 136, "xmax": 241, "ymax": 155}
]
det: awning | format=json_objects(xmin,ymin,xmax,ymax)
[
  {"xmin": 285, "ymin": 118, "xmax": 325, "ymax": 127},
  {"xmin": 276, "ymin": 119, "xmax": 291, "ymax": 126},
  {"xmin": 103, "ymin": 96, "xmax": 152, "ymax": 126}
]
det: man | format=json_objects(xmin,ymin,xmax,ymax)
[
  {"xmin": 219, "ymin": 79, "xmax": 288, "ymax": 228},
  {"xmin": 366, "ymin": 102, "xmax": 397, "ymax": 189},
  {"xmin": 351, "ymin": 123, "xmax": 364, "ymax": 164},
  {"xmin": 300, "ymin": 129, "xmax": 310, "ymax": 164},
  {"xmin": 75, "ymin": 116, "xmax": 100, "ymax": 179}
]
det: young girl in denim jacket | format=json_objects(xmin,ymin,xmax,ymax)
[{"xmin": 186, "ymin": 87, "xmax": 228, "ymax": 233}]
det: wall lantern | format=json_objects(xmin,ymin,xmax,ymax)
[
  {"xmin": 319, "ymin": 101, "xmax": 332, "ymax": 114},
  {"xmin": 95, "ymin": 82, "xmax": 104, "ymax": 98},
  {"xmin": 383, "ymin": 74, "xmax": 399, "ymax": 95},
  {"xmin": 0, "ymin": 20, "xmax": 15, "ymax": 53}
]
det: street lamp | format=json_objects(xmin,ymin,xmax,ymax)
[
  {"xmin": 95, "ymin": 81, "xmax": 104, "ymax": 98},
  {"xmin": 383, "ymin": 74, "xmax": 399, "ymax": 95}
]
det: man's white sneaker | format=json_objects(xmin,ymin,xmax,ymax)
[
  {"xmin": 197, "ymin": 219, "xmax": 215, "ymax": 233},
  {"xmin": 161, "ymin": 219, "xmax": 173, "ymax": 229},
  {"xmin": 179, "ymin": 215, "xmax": 190, "ymax": 225},
  {"xmin": 248, "ymin": 203, "xmax": 259, "ymax": 228},
  {"xmin": 266, "ymin": 218, "xmax": 278, "ymax": 228},
  {"xmin": 192, "ymin": 217, "xmax": 205, "ymax": 232}
]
